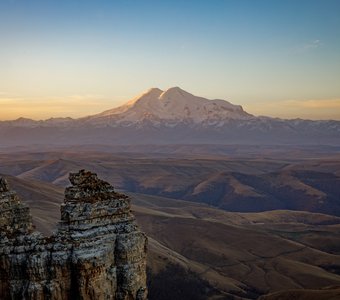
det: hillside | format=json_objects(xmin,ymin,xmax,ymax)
[
  {"xmin": 1, "ymin": 151, "xmax": 339, "ymax": 217},
  {"xmin": 4, "ymin": 174, "xmax": 340, "ymax": 300}
]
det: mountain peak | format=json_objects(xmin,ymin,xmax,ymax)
[
  {"xmin": 160, "ymin": 86, "xmax": 192, "ymax": 99},
  {"xmin": 143, "ymin": 87, "xmax": 189, "ymax": 99},
  {"xmin": 145, "ymin": 87, "xmax": 164, "ymax": 95},
  {"xmin": 1, "ymin": 87, "xmax": 340, "ymax": 146},
  {"xmin": 164, "ymin": 86, "xmax": 185, "ymax": 93},
  {"xmin": 89, "ymin": 86, "xmax": 252, "ymax": 124},
  {"xmin": 134, "ymin": 87, "xmax": 163, "ymax": 101}
]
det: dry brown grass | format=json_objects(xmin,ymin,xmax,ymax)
[
  {"xmin": 258, "ymin": 286, "xmax": 340, "ymax": 300},
  {"xmin": 1, "ymin": 151, "xmax": 339, "ymax": 216},
  {"xmin": 2, "ymin": 151, "xmax": 340, "ymax": 299}
]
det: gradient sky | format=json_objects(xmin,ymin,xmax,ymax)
[{"xmin": 1, "ymin": 0, "xmax": 340, "ymax": 120}]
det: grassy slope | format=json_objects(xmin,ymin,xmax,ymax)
[
  {"xmin": 0, "ymin": 152, "xmax": 339, "ymax": 216},
  {"xmin": 4, "ymin": 175, "xmax": 340, "ymax": 299}
]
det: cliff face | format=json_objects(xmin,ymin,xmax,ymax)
[{"xmin": 0, "ymin": 170, "xmax": 147, "ymax": 300}]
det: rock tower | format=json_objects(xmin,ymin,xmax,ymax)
[{"xmin": 0, "ymin": 170, "xmax": 147, "ymax": 300}]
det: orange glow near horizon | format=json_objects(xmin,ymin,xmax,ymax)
[
  {"xmin": 243, "ymin": 98, "xmax": 340, "ymax": 120},
  {"xmin": 0, "ymin": 96, "xmax": 120, "ymax": 121},
  {"xmin": 1, "ymin": 1, "xmax": 339, "ymax": 122},
  {"xmin": 0, "ymin": 93, "xmax": 339, "ymax": 121}
]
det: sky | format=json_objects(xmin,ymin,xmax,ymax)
[{"xmin": 1, "ymin": 0, "xmax": 340, "ymax": 120}]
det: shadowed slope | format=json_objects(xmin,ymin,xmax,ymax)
[
  {"xmin": 1, "ymin": 152, "xmax": 339, "ymax": 216},
  {"xmin": 258, "ymin": 286, "xmax": 340, "ymax": 300},
  {"xmin": 5, "ymin": 175, "xmax": 340, "ymax": 299}
]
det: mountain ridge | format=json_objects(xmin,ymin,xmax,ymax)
[
  {"xmin": 0, "ymin": 87, "xmax": 339, "ymax": 146},
  {"xmin": 0, "ymin": 87, "xmax": 337, "ymax": 124}
]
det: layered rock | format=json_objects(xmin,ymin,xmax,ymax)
[{"xmin": 0, "ymin": 170, "xmax": 147, "ymax": 300}]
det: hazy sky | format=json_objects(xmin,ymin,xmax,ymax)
[{"xmin": 1, "ymin": 0, "xmax": 340, "ymax": 120}]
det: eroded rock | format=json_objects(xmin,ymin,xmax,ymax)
[{"xmin": 0, "ymin": 170, "xmax": 147, "ymax": 300}]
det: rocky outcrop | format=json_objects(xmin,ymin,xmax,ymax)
[{"xmin": 0, "ymin": 170, "xmax": 147, "ymax": 300}]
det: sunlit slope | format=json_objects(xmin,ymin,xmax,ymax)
[
  {"xmin": 1, "ymin": 152, "xmax": 339, "ymax": 216},
  {"xmin": 5, "ymin": 176, "xmax": 340, "ymax": 299}
]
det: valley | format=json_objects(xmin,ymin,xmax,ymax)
[
  {"xmin": 1, "ymin": 148, "xmax": 340, "ymax": 299},
  {"xmin": 1, "ymin": 148, "xmax": 339, "ymax": 216}
]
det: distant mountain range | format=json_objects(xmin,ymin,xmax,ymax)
[{"xmin": 1, "ymin": 87, "xmax": 339, "ymax": 146}]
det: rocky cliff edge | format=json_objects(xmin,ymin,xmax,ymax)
[{"xmin": 0, "ymin": 170, "xmax": 147, "ymax": 300}]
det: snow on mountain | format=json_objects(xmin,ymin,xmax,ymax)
[
  {"xmin": 0, "ymin": 87, "xmax": 339, "ymax": 146},
  {"xmin": 85, "ymin": 87, "xmax": 252, "ymax": 126}
]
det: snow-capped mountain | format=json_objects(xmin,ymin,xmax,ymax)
[
  {"xmin": 84, "ymin": 87, "xmax": 252, "ymax": 126},
  {"xmin": 0, "ymin": 87, "xmax": 339, "ymax": 146}
]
